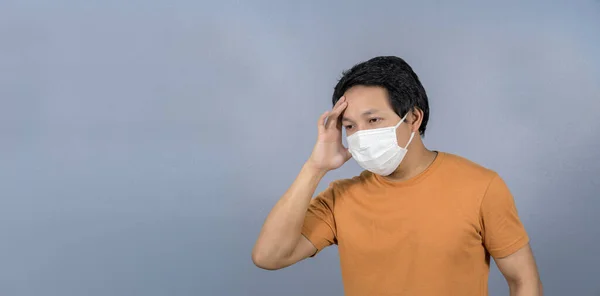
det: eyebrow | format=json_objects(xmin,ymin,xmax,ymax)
[{"xmin": 341, "ymin": 109, "xmax": 380, "ymax": 122}]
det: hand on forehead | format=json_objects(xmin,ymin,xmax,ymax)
[{"xmin": 341, "ymin": 86, "xmax": 397, "ymax": 123}]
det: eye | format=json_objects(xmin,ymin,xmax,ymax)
[
  {"xmin": 369, "ymin": 118, "xmax": 382, "ymax": 124},
  {"xmin": 344, "ymin": 125, "xmax": 354, "ymax": 130}
]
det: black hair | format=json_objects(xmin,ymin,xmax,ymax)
[{"xmin": 332, "ymin": 56, "xmax": 430, "ymax": 136}]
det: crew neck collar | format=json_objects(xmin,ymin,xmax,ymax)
[{"xmin": 373, "ymin": 151, "xmax": 445, "ymax": 187}]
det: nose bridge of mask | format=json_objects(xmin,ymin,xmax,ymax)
[
  {"xmin": 349, "ymin": 113, "xmax": 406, "ymax": 138},
  {"xmin": 347, "ymin": 113, "xmax": 408, "ymax": 150}
]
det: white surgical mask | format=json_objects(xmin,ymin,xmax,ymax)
[{"xmin": 347, "ymin": 113, "xmax": 415, "ymax": 176}]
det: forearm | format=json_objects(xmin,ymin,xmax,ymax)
[{"xmin": 253, "ymin": 162, "xmax": 326, "ymax": 259}]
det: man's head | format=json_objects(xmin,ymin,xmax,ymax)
[{"xmin": 333, "ymin": 56, "xmax": 430, "ymax": 141}]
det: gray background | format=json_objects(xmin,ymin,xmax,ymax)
[{"xmin": 1, "ymin": 0, "xmax": 599, "ymax": 295}]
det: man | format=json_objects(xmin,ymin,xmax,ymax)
[{"xmin": 252, "ymin": 56, "xmax": 542, "ymax": 295}]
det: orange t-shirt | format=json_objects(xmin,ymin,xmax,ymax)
[{"xmin": 301, "ymin": 152, "xmax": 529, "ymax": 296}]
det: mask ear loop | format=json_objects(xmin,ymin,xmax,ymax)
[
  {"xmin": 402, "ymin": 132, "xmax": 416, "ymax": 149},
  {"xmin": 395, "ymin": 113, "xmax": 409, "ymax": 128},
  {"xmin": 397, "ymin": 113, "xmax": 416, "ymax": 149}
]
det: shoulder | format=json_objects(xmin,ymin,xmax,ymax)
[
  {"xmin": 438, "ymin": 152, "xmax": 499, "ymax": 185},
  {"xmin": 327, "ymin": 170, "xmax": 375, "ymax": 196},
  {"xmin": 437, "ymin": 152, "xmax": 513, "ymax": 210}
]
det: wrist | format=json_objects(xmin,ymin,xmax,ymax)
[{"xmin": 302, "ymin": 160, "xmax": 328, "ymax": 179}]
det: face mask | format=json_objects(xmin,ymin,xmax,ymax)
[{"xmin": 347, "ymin": 113, "xmax": 415, "ymax": 176}]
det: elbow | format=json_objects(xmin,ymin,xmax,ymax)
[
  {"xmin": 251, "ymin": 247, "xmax": 284, "ymax": 270},
  {"xmin": 506, "ymin": 277, "xmax": 543, "ymax": 295}
]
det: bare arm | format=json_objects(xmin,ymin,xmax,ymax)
[
  {"xmin": 252, "ymin": 97, "xmax": 350, "ymax": 270},
  {"xmin": 251, "ymin": 163, "xmax": 324, "ymax": 270},
  {"xmin": 495, "ymin": 244, "xmax": 543, "ymax": 296}
]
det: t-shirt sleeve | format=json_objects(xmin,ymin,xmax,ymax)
[
  {"xmin": 301, "ymin": 183, "xmax": 338, "ymax": 257},
  {"xmin": 480, "ymin": 173, "xmax": 530, "ymax": 258}
]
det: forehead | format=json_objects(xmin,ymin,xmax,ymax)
[{"xmin": 342, "ymin": 86, "xmax": 394, "ymax": 119}]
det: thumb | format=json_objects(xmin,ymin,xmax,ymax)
[{"xmin": 344, "ymin": 148, "xmax": 352, "ymax": 161}]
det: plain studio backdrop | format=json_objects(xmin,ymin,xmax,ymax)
[{"xmin": 1, "ymin": 0, "xmax": 599, "ymax": 295}]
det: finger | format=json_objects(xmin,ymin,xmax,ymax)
[
  {"xmin": 325, "ymin": 100, "xmax": 347, "ymax": 129},
  {"xmin": 332, "ymin": 96, "xmax": 346, "ymax": 109},
  {"xmin": 328, "ymin": 96, "xmax": 346, "ymax": 120},
  {"xmin": 317, "ymin": 111, "xmax": 330, "ymax": 133}
]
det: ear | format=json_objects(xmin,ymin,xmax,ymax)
[{"xmin": 408, "ymin": 108, "xmax": 424, "ymax": 133}]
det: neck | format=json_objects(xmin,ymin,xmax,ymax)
[{"xmin": 384, "ymin": 138, "xmax": 437, "ymax": 182}]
